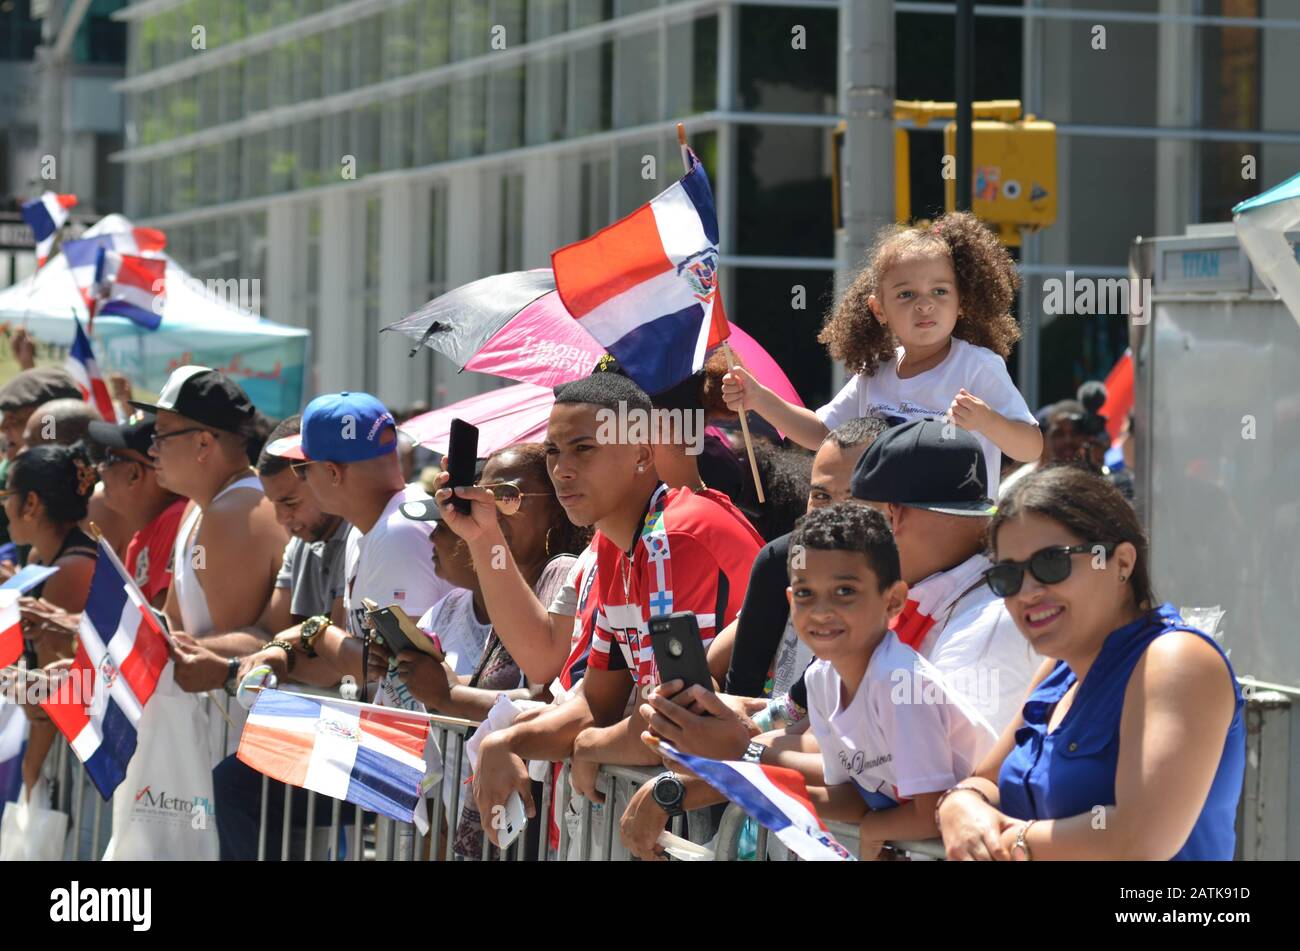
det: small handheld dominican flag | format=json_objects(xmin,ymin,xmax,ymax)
[
  {"xmin": 62, "ymin": 228, "xmax": 166, "ymax": 323},
  {"xmin": 93, "ymin": 249, "xmax": 166, "ymax": 331},
  {"xmin": 64, "ymin": 316, "xmax": 118, "ymax": 422},
  {"xmin": 20, "ymin": 192, "xmax": 77, "ymax": 268},
  {"xmin": 238, "ymin": 689, "xmax": 434, "ymax": 832},
  {"xmin": 0, "ymin": 589, "xmax": 23, "ymax": 670},
  {"xmin": 40, "ymin": 539, "xmax": 170, "ymax": 799},
  {"xmin": 551, "ymin": 148, "xmax": 730, "ymax": 395},
  {"xmin": 653, "ymin": 739, "xmax": 856, "ymax": 861}
]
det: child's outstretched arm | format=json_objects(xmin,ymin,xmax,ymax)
[
  {"xmin": 721, "ymin": 365, "xmax": 829, "ymax": 450},
  {"xmin": 950, "ymin": 388, "xmax": 1044, "ymax": 463}
]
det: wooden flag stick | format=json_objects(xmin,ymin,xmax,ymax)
[{"xmin": 675, "ymin": 122, "xmax": 765, "ymax": 504}]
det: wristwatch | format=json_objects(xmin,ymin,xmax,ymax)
[
  {"xmin": 222, "ymin": 657, "xmax": 240, "ymax": 697},
  {"xmin": 742, "ymin": 740, "xmax": 765, "ymax": 765},
  {"xmin": 300, "ymin": 615, "xmax": 330, "ymax": 657},
  {"xmin": 650, "ymin": 771, "xmax": 686, "ymax": 818}
]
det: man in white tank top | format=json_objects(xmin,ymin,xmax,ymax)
[{"xmin": 130, "ymin": 366, "xmax": 287, "ymax": 680}]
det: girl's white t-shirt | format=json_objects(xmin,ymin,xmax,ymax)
[{"xmin": 816, "ymin": 338, "xmax": 1036, "ymax": 498}]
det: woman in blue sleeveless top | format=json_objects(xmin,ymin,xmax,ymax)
[{"xmin": 936, "ymin": 465, "xmax": 1244, "ymax": 860}]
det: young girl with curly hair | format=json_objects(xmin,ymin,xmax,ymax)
[{"xmin": 722, "ymin": 211, "xmax": 1042, "ymax": 496}]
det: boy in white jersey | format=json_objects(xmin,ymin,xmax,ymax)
[
  {"xmin": 789, "ymin": 502, "xmax": 995, "ymax": 856},
  {"xmin": 621, "ymin": 501, "xmax": 994, "ymax": 860}
]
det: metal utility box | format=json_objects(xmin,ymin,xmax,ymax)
[
  {"xmin": 1134, "ymin": 223, "xmax": 1300, "ymax": 860},
  {"xmin": 1134, "ymin": 224, "xmax": 1300, "ymax": 690}
]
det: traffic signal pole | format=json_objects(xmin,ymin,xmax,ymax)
[
  {"xmin": 833, "ymin": 0, "xmax": 895, "ymax": 394},
  {"xmin": 954, "ymin": 0, "xmax": 975, "ymax": 211}
]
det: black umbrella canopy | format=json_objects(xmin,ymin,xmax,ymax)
[{"xmin": 382, "ymin": 269, "xmax": 557, "ymax": 367}]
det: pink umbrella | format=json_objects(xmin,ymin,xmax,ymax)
[
  {"xmin": 401, "ymin": 382, "xmax": 555, "ymax": 456},
  {"xmin": 386, "ymin": 269, "xmax": 804, "ymax": 408}
]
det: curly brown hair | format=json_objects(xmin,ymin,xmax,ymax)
[{"xmin": 817, "ymin": 211, "xmax": 1022, "ymax": 377}]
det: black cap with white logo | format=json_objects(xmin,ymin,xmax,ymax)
[
  {"xmin": 850, "ymin": 418, "xmax": 997, "ymax": 517},
  {"xmin": 128, "ymin": 365, "xmax": 257, "ymax": 434}
]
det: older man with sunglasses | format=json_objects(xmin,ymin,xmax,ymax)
[{"xmin": 87, "ymin": 413, "xmax": 186, "ymax": 608}]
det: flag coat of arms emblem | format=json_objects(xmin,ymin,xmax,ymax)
[
  {"xmin": 551, "ymin": 149, "xmax": 730, "ymax": 394},
  {"xmin": 40, "ymin": 541, "xmax": 170, "ymax": 799}
]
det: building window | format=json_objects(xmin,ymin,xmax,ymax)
[
  {"xmin": 498, "ymin": 172, "xmax": 525, "ymax": 273},
  {"xmin": 666, "ymin": 15, "xmax": 717, "ymax": 117},
  {"xmin": 489, "ymin": 65, "xmax": 525, "ymax": 153},
  {"xmin": 615, "ymin": 29, "xmax": 660, "ymax": 129},
  {"xmin": 417, "ymin": 0, "xmax": 452, "ymax": 71},
  {"xmin": 731, "ymin": 266, "xmax": 835, "ymax": 408},
  {"xmin": 450, "ymin": 75, "xmax": 487, "ymax": 159},
  {"xmin": 577, "ymin": 153, "xmax": 612, "ymax": 243},
  {"xmin": 526, "ymin": 54, "xmax": 567, "ymax": 146},
  {"xmin": 735, "ymin": 124, "xmax": 833, "ymax": 258},
  {"xmin": 1199, "ymin": 0, "xmax": 1262, "ymax": 223},
  {"xmin": 415, "ymin": 84, "xmax": 450, "ymax": 165},
  {"xmin": 570, "ymin": 40, "xmax": 613, "ymax": 137},
  {"xmin": 362, "ymin": 197, "xmax": 382, "ymax": 390},
  {"xmin": 737, "ymin": 7, "xmax": 836, "ymax": 114}
]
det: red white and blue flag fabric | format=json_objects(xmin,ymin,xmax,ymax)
[
  {"xmin": 92, "ymin": 249, "xmax": 166, "ymax": 331},
  {"xmin": 238, "ymin": 689, "xmax": 433, "ymax": 831},
  {"xmin": 654, "ymin": 739, "xmax": 856, "ymax": 861},
  {"xmin": 20, "ymin": 192, "xmax": 77, "ymax": 267},
  {"xmin": 40, "ymin": 540, "xmax": 170, "ymax": 799},
  {"xmin": 0, "ymin": 589, "xmax": 23, "ymax": 670},
  {"xmin": 551, "ymin": 148, "xmax": 730, "ymax": 395},
  {"xmin": 61, "ymin": 228, "xmax": 166, "ymax": 322},
  {"xmin": 64, "ymin": 316, "xmax": 118, "ymax": 422}
]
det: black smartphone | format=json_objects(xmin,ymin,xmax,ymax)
[
  {"xmin": 446, "ymin": 418, "xmax": 479, "ymax": 515},
  {"xmin": 647, "ymin": 612, "xmax": 714, "ymax": 693}
]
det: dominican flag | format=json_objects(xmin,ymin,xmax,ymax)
[
  {"xmin": 552, "ymin": 148, "xmax": 730, "ymax": 395},
  {"xmin": 653, "ymin": 739, "xmax": 856, "ymax": 861},
  {"xmin": 61, "ymin": 228, "xmax": 166, "ymax": 323},
  {"xmin": 0, "ymin": 588, "xmax": 22, "ymax": 670},
  {"xmin": 64, "ymin": 317, "xmax": 117, "ymax": 422},
  {"xmin": 92, "ymin": 249, "xmax": 166, "ymax": 330},
  {"xmin": 40, "ymin": 540, "xmax": 170, "ymax": 799},
  {"xmin": 20, "ymin": 192, "xmax": 77, "ymax": 267},
  {"xmin": 238, "ymin": 689, "xmax": 434, "ymax": 832}
]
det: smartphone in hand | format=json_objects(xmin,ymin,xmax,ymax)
[
  {"xmin": 446, "ymin": 418, "xmax": 479, "ymax": 515},
  {"xmin": 647, "ymin": 612, "xmax": 714, "ymax": 694}
]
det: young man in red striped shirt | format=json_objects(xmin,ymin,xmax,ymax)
[{"xmin": 431, "ymin": 372, "xmax": 762, "ymax": 846}]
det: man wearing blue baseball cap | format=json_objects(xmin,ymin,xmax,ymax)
[{"xmin": 262, "ymin": 392, "xmax": 452, "ymax": 708}]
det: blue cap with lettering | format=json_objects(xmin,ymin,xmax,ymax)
[{"xmin": 265, "ymin": 391, "xmax": 396, "ymax": 463}]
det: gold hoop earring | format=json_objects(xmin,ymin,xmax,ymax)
[{"xmin": 545, "ymin": 527, "xmax": 553, "ymax": 558}]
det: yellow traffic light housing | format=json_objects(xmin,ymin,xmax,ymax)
[{"xmin": 885, "ymin": 100, "xmax": 1057, "ymax": 246}]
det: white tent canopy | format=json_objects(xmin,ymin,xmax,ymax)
[{"xmin": 0, "ymin": 215, "xmax": 308, "ymax": 418}]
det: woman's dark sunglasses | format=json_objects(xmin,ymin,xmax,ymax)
[{"xmin": 984, "ymin": 542, "xmax": 1117, "ymax": 598}]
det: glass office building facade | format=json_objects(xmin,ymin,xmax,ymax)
[{"xmin": 115, "ymin": 0, "xmax": 1300, "ymax": 410}]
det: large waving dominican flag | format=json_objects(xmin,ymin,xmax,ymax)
[
  {"xmin": 238, "ymin": 689, "xmax": 434, "ymax": 832},
  {"xmin": 64, "ymin": 316, "xmax": 118, "ymax": 422},
  {"xmin": 552, "ymin": 149, "xmax": 730, "ymax": 395},
  {"xmin": 653, "ymin": 739, "xmax": 856, "ymax": 861},
  {"xmin": 93, "ymin": 248, "xmax": 166, "ymax": 330},
  {"xmin": 61, "ymin": 228, "xmax": 166, "ymax": 322},
  {"xmin": 40, "ymin": 540, "xmax": 170, "ymax": 799},
  {"xmin": 20, "ymin": 192, "xmax": 77, "ymax": 267}
]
